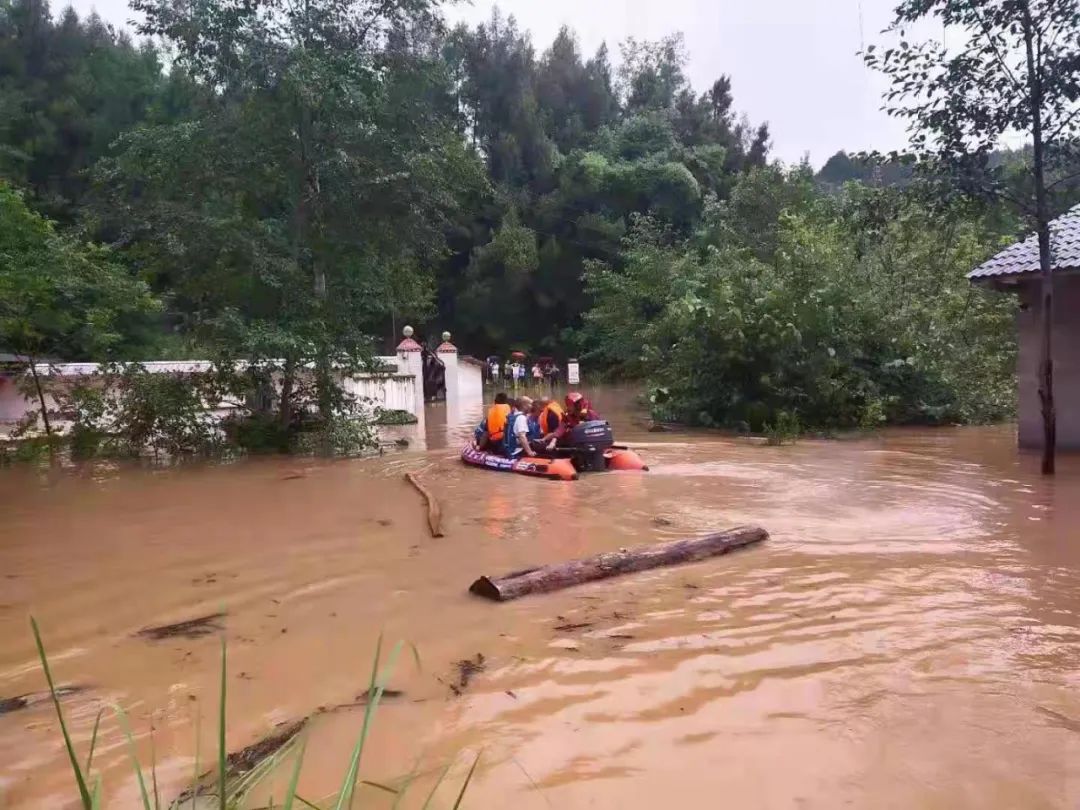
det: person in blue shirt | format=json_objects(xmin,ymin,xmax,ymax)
[{"xmin": 502, "ymin": 396, "xmax": 540, "ymax": 458}]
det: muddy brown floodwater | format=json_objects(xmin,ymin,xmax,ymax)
[{"xmin": 3, "ymin": 386, "xmax": 1080, "ymax": 808}]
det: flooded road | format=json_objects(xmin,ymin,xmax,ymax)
[{"xmin": 3, "ymin": 386, "xmax": 1080, "ymax": 808}]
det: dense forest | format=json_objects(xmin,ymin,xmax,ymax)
[{"xmin": 2, "ymin": 0, "xmax": 1077, "ymax": 452}]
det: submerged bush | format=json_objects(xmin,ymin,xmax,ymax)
[
  {"xmin": 374, "ymin": 408, "xmax": 419, "ymax": 426},
  {"xmin": 584, "ymin": 179, "xmax": 1017, "ymax": 432}
]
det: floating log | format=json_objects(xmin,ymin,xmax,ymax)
[
  {"xmin": 405, "ymin": 472, "xmax": 444, "ymax": 538},
  {"xmin": 136, "ymin": 612, "xmax": 225, "ymax": 641},
  {"xmin": 469, "ymin": 525, "xmax": 767, "ymax": 601}
]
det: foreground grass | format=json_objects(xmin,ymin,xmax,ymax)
[{"xmin": 30, "ymin": 617, "xmax": 478, "ymax": 809}]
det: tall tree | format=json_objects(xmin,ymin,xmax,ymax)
[
  {"xmin": 534, "ymin": 27, "xmax": 618, "ymax": 153},
  {"xmin": 0, "ymin": 181, "xmax": 158, "ymax": 437},
  {"xmin": 99, "ymin": 0, "xmax": 484, "ymax": 425},
  {"xmin": 447, "ymin": 10, "xmax": 554, "ymax": 189},
  {"xmin": 0, "ymin": 0, "xmax": 188, "ymax": 221},
  {"xmin": 865, "ymin": 0, "xmax": 1080, "ymax": 474}
]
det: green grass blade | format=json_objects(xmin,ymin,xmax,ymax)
[
  {"xmin": 334, "ymin": 635, "xmax": 405, "ymax": 810},
  {"xmin": 191, "ymin": 707, "xmax": 202, "ymax": 810},
  {"xmin": 509, "ymin": 755, "xmax": 552, "ymax": 809},
  {"xmin": 151, "ymin": 723, "xmax": 161, "ymax": 810},
  {"xmin": 407, "ymin": 641, "xmax": 422, "ymax": 674},
  {"xmin": 295, "ymin": 796, "xmax": 321, "ymax": 810},
  {"xmin": 112, "ymin": 703, "xmax": 154, "ymax": 810},
  {"xmin": 91, "ymin": 775, "xmax": 103, "ymax": 810},
  {"xmin": 389, "ymin": 759, "xmax": 422, "ymax": 810},
  {"xmin": 451, "ymin": 753, "xmax": 481, "ymax": 810},
  {"xmin": 30, "ymin": 616, "xmax": 93, "ymax": 810},
  {"xmin": 226, "ymin": 734, "xmax": 301, "ymax": 804},
  {"xmin": 281, "ymin": 733, "xmax": 308, "ymax": 810},
  {"xmin": 359, "ymin": 780, "xmax": 397, "ymax": 796},
  {"xmin": 218, "ymin": 634, "xmax": 227, "ymax": 810},
  {"xmin": 419, "ymin": 761, "xmax": 453, "ymax": 810},
  {"xmin": 84, "ymin": 707, "xmax": 104, "ymax": 775}
]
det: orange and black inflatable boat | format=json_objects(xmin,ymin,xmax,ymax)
[
  {"xmin": 460, "ymin": 420, "xmax": 648, "ymax": 481},
  {"xmin": 460, "ymin": 446, "xmax": 580, "ymax": 480}
]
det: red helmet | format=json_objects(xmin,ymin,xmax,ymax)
[{"xmin": 565, "ymin": 392, "xmax": 584, "ymax": 410}]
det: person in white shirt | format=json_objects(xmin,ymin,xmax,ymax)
[{"xmin": 506, "ymin": 396, "xmax": 536, "ymax": 457}]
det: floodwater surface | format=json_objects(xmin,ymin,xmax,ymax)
[{"xmin": 3, "ymin": 387, "xmax": 1080, "ymax": 808}]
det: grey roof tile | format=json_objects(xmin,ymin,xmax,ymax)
[{"xmin": 968, "ymin": 203, "xmax": 1080, "ymax": 279}]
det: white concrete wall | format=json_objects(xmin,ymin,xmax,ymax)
[
  {"xmin": 0, "ymin": 352, "xmax": 481, "ymax": 435},
  {"xmin": 342, "ymin": 373, "xmax": 417, "ymax": 413},
  {"xmin": 0, "ymin": 357, "xmax": 422, "ymax": 432},
  {"xmin": 1016, "ymin": 276, "xmax": 1080, "ymax": 450}
]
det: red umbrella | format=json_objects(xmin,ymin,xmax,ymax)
[{"xmin": 510, "ymin": 351, "xmax": 527, "ymax": 359}]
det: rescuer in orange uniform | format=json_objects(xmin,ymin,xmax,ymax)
[{"xmin": 472, "ymin": 392, "xmax": 511, "ymax": 451}]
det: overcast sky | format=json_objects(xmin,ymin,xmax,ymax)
[{"xmin": 64, "ymin": 0, "xmax": 913, "ymax": 166}]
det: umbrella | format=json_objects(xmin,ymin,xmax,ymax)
[{"xmin": 510, "ymin": 351, "xmax": 527, "ymax": 359}]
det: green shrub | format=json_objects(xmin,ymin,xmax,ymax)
[
  {"xmin": 583, "ymin": 180, "xmax": 1017, "ymax": 432},
  {"xmin": 764, "ymin": 410, "xmax": 801, "ymax": 445},
  {"xmin": 374, "ymin": 408, "xmax": 418, "ymax": 426}
]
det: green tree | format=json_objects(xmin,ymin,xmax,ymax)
[
  {"xmin": 865, "ymin": 0, "xmax": 1080, "ymax": 474},
  {"xmin": 98, "ymin": 0, "xmax": 485, "ymax": 428},
  {"xmin": 584, "ymin": 177, "xmax": 1016, "ymax": 432},
  {"xmin": 0, "ymin": 0, "xmax": 192, "ymax": 222},
  {"xmin": 0, "ymin": 181, "xmax": 159, "ymax": 436}
]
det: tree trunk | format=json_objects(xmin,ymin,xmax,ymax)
[
  {"xmin": 1023, "ymin": 3, "xmax": 1055, "ymax": 475},
  {"xmin": 469, "ymin": 525, "xmax": 768, "ymax": 602},
  {"xmin": 25, "ymin": 355, "xmax": 53, "ymax": 440}
]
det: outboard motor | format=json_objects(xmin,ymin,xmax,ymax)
[{"xmin": 564, "ymin": 420, "xmax": 614, "ymax": 472}]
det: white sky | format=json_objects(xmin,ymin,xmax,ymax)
[{"xmin": 64, "ymin": 0, "xmax": 914, "ymax": 166}]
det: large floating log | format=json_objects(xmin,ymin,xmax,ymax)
[
  {"xmin": 405, "ymin": 472, "xmax": 444, "ymax": 538},
  {"xmin": 469, "ymin": 525, "xmax": 768, "ymax": 602}
]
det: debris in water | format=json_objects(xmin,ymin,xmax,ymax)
[
  {"xmin": 0, "ymin": 685, "xmax": 87, "ymax": 716},
  {"xmin": 0, "ymin": 696, "xmax": 26, "ymax": 715},
  {"xmin": 652, "ymin": 516, "xmax": 674, "ymax": 526},
  {"xmin": 137, "ymin": 613, "xmax": 225, "ymax": 641},
  {"xmin": 449, "ymin": 653, "xmax": 486, "ymax": 695},
  {"xmin": 356, "ymin": 687, "xmax": 404, "ymax": 702},
  {"xmin": 505, "ymin": 690, "xmax": 518, "ymax": 700},
  {"xmin": 282, "ymin": 473, "xmax": 305, "ymax": 481},
  {"xmin": 172, "ymin": 719, "xmax": 307, "ymax": 807},
  {"xmin": 607, "ymin": 634, "xmax": 636, "ymax": 640},
  {"xmin": 553, "ymin": 622, "xmax": 593, "ymax": 632}
]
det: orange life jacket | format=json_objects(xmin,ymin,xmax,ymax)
[
  {"xmin": 539, "ymin": 401, "xmax": 564, "ymax": 435},
  {"xmin": 486, "ymin": 403, "xmax": 511, "ymax": 441}
]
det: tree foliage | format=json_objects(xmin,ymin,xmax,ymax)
[
  {"xmin": 0, "ymin": 0, "xmax": 197, "ymax": 221},
  {"xmin": 584, "ymin": 172, "xmax": 1018, "ymax": 431},
  {"xmin": 0, "ymin": 180, "xmax": 159, "ymax": 435},
  {"xmin": 865, "ymin": 0, "xmax": 1080, "ymax": 471},
  {"xmin": 93, "ymin": 0, "xmax": 486, "ymax": 425},
  {"xmin": 440, "ymin": 16, "xmax": 771, "ymax": 354}
]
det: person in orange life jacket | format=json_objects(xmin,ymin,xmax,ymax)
[
  {"xmin": 503, "ymin": 396, "xmax": 540, "ymax": 458},
  {"xmin": 550, "ymin": 392, "xmax": 602, "ymax": 447},
  {"xmin": 533, "ymin": 398, "xmax": 565, "ymax": 448},
  {"xmin": 472, "ymin": 392, "xmax": 510, "ymax": 451}
]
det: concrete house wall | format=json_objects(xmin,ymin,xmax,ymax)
[{"xmin": 1016, "ymin": 275, "xmax": 1080, "ymax": 449}]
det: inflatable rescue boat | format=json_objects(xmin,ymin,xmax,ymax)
[{"xmin": 460, "ymin": 420, "xmax": 648, "ymax": 481}]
